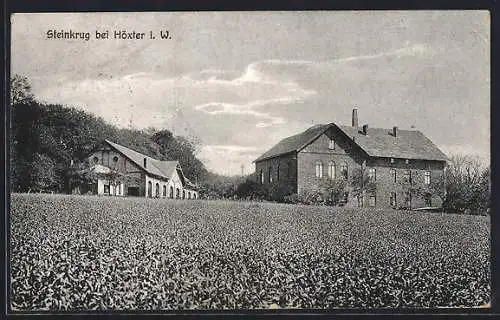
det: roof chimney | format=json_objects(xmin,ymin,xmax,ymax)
[
  {"xmin": 362, "ymin": 124, "xmax": 369, "ymax": 135},
  {"xmin": 352, "ymin": 108, "xmax": 358, "ymax": 128},
  {"xmin": 143, "ymin": 157, "xmax": 147, "ymax": 168},
  {"xmin": 393, "ymin": 126, "xmax": 398, "ymax": 137}
]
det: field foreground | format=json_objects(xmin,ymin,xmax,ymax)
[{"xmin": 10, "ymin": 193, "xmax": 490, "ymax": 310}]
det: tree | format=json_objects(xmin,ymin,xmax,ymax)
[
  {"xmin": 477, "ymin": 165, "xmax": 491, "ymax": 215},
  {"xmin": 396, "ymin": 168, "xmax": 424, "ymax": 210},
  {"xmin": 351, "ymin": 165, "xmax": 377, "ymax": 207},
  {"xmin": 150, "ymin": 129, "xmax": 208, "ymax": 182},
  {"xmin": 443, "ymin": 155, "xmax": 490, "ymax": 215},
  {"xmin": 28, "ymin": 153, "xmax": 58, "ymax": 192},
  {"xmin": 235, "ymin": 177, "xmax": 261, "ymax": 200},
  {"xmin": 318, "ymin": 177, "xmax": 347, "ymax": 206},
  {"xmin": 420, "ymin": 174, "xmax": 446, "ymax": 211},
  {"xmin": 11, "ymin": 74, "xmax": 35, "ymax": 105}
]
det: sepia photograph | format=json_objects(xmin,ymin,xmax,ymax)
[{"xmin": 8, "ymin": 10, "xmax": 490, "ymax": 311}]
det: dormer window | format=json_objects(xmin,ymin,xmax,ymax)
[{"xmin": 328, "ymin": 139, "xmax": 335, "ymax": 150}]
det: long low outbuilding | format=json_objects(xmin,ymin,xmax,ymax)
[{"xmin": 80, "ymin": 139, "xmax": 199, "ymax": 199}]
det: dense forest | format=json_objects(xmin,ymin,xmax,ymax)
[{"xmin": 10, "ymin": 75, "xmax": 246, "ymax": 198}]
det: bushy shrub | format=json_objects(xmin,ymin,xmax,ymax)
[{"xmin": 282, "ymin": 193, "xmax": 299, "ymax": 204}]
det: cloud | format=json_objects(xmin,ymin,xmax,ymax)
[
  {"xmin": 198, "ymin": 145, "xmax": 263, "ymax": 176},
  {"xmin": 194, "ymin": 98, "xmax": 302, "ymax": 127},
  {"xmin": 333, "ymin": 43, "xmax": 430, "ymax": 63},
  {"xmin": 34, "ymin": 44, "xmax": 428, "ymax": 132}
]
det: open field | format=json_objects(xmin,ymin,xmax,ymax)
[{"xmin": 10, "ymin": 193, "xmax": 490, "ymax": 310}]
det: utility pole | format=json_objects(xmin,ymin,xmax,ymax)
[{"xmin": 68, "ymin": 158, "xmax": 74, "ymax": 195}]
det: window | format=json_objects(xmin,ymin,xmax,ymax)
[
  {"xmin": 104, "ymin": 183, "xmax": 110, "ymax": 195},
  {"xmin": 260, "ymin": 170, "xmax": 264, "ymax": 185},
  {"xmin": 405, "ymin": 192, "xmax": 412, "ymax": 208},
  {"xmin": 113, "ymin": 156, "xmax": 119, "ymax": 163},
  {"xmin": 405, "ymin": 159, "xmax": 409, "ymax": 164},
  {"xmin": 425, "ymin": 194, "xmax": 432, "ymax": 207},
  {"xmin": 340, "ymin": 163, "xmax": 348, "ymax": 179},
  {"xmin": 155, "ymin": 183, "xmax": 160, "ymax": 197},
  {"xmin": 277, "ymin": 164, "xmax": 280, "ymax": 181},
  {"xmin": 424, "ymin": 171, "xmax": 431, "ymax": 185},
  {"xmin": 369, "ymin": 195, "xmax": 376, "ymax": 207},
  {"xmin": 176, "ymin": 188, "xmax": 180, "ymax": 199},
  {"xmin": 329, "ymin": 139, "xmax": 335, "ymax": 150},
  {"xmin": 93, "ymin": 156, "xmax": 99, "ymax": 164},
  {"xmin": 268, "ymin": 167, "xmax": 273, "ymax": 183},
  {"xmin": 182, "ymin": 190, "xmax": 186, "ymax": 199},
  {"xmin": 188, "ymin": 192, "xmax": 191, "ymax": 199},
  {"xmin": 163, "ymin": 185, "xmax": 167, "ymax": 197},
  {"xmin": 170, "ymin": 186, "xmax": 174, "ymax": 198},
  {"xmin": 357, "ymin": 195, "xmax": 363, "ymax": 207},
  {"xmin": 390, "ymin": 158, "xmax": 395, "ymax": 164},
  {"xmin": 390, "ymin": 168, "xmax": 397, "ymax": 183},
  {"xmin": 368, "ymin": 168, "xmax": 376, "ymax": 181},
  {"xmin": 328, "ymin": 162, "xmax": 335, "ymax": 179},
  {"xmin": 193, "ymin": 193, "xmax": 197, "ymax": 199},
  {"xmin": 390, "ymin": 192, "xmax": 397, "ymax": 207},
  {"xmin": 147, "ymin": 181, "xmax": 152, "ymax": 197},
  {"xmin": 315, "ymin": 161, "xmax": 323, "ymax": 178},
  {"xmin": 403, "ymin": 170, "xmax": 412, "ymax": 183}
]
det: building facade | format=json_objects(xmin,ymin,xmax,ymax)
[
  {"xmin": 254, "ymin": 109, "xmax": 448, "ymax": 209},
  {"xmin": 82, "ymin": 140, "xmax": 198, "ymax": 199}
]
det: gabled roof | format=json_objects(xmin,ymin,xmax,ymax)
[
  {"xmin": 254, "ymin": 123, "xmax": 448, "ymax": 162},
  {"xmin": 337, "ymin": 125, "xmax": 449, "ymax": 161},
  {"xmin": 254, "ymin": 124, "xmax": 327, "ymax": 162},
  {"xmin": 104, "ymin": 139, "xmax": 181, "ymax": 181}
]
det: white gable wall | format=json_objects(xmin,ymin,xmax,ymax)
[
  {"xmin": 97, "ymin": 179, "xmax": 125, "ymax": 196},
  {"xmin": 145, "ymin": 175, "xmax": 170, "ymax": 198}
]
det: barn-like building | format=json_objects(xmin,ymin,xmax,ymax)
[
  {"xmin": 254, "ymin": 109, "xmax": 448, "ymax": 209},
  {"xmin": 81, "ymin": 140, "xmax": 198, "ymax": 199}
]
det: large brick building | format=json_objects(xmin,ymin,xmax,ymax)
[
  {"xmin": 254, "ymin": 109, "xmax": 448, "ymax": 209},
  {"xmin": 79, "ymin": 140, "xmax": 198, "ymax": 199}
]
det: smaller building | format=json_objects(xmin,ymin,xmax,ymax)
[{"xmin": 79, "ymin": 139, "xmax": 198, "ymax": 199}]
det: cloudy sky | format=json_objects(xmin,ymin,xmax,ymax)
[{"xmin": 11, "ymin": 11, "xmax": 489, "ymax": 175}]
